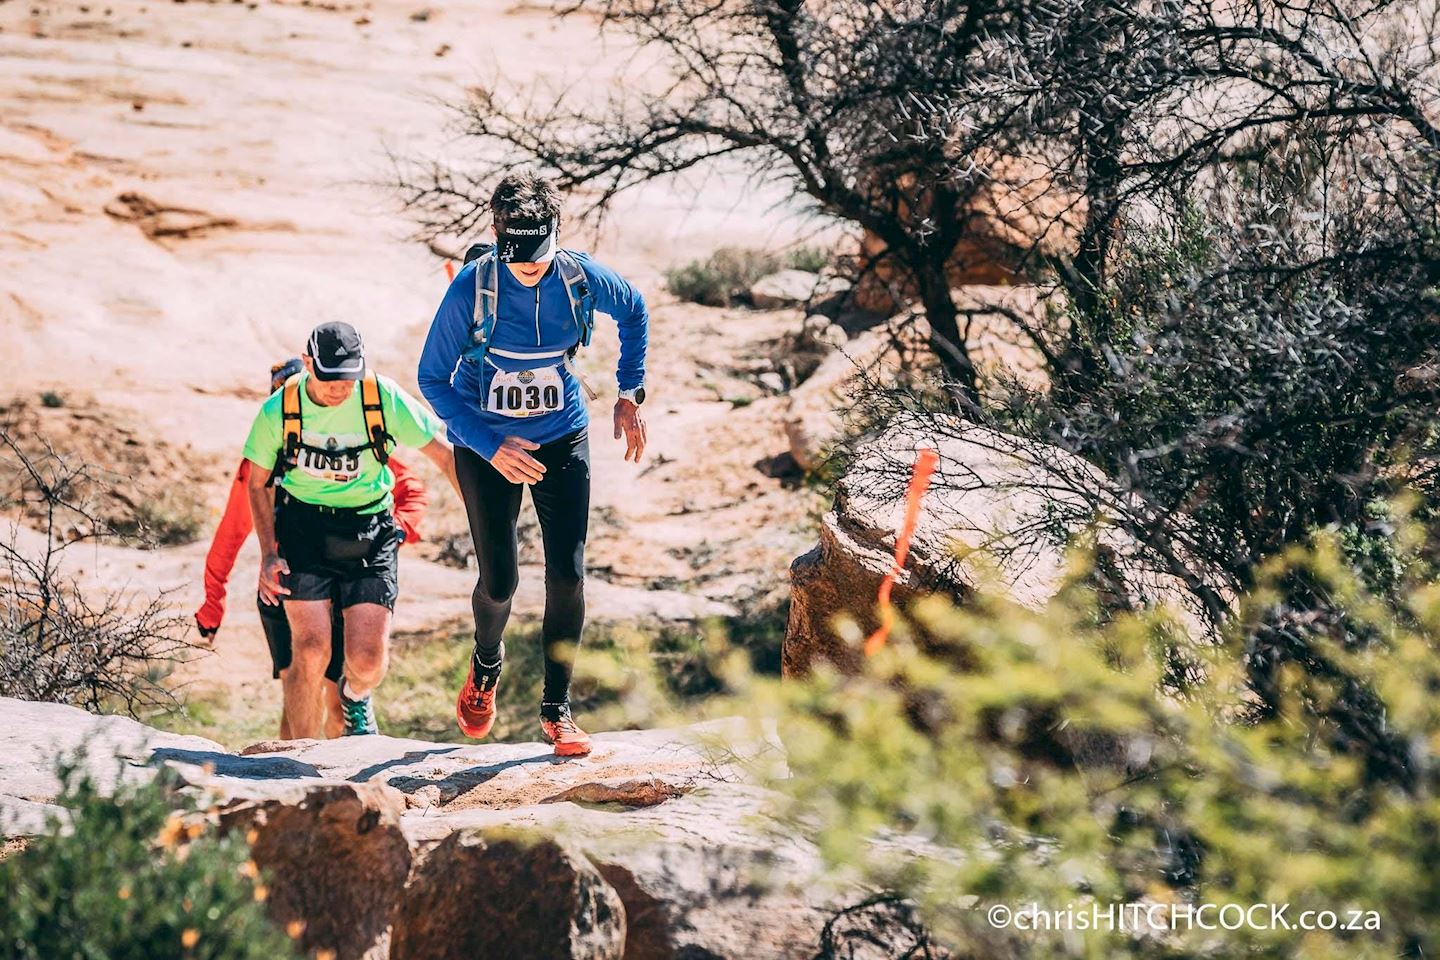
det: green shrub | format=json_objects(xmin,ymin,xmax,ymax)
[
  {"xmin": 0, "ymin": 763, "xmax": 300, "ymax": 960},
  {"xmin": 664, "ymin": 245, "xmax": 835, "ymax": 307},
  {"xmin": 732, "ymin": 538, "xmax": 1440, "ymax": 958},
  {"xmin": 112, "ymin": 489, "xmax": 209, "ymax": 548},
  {"xmin": 665, "ymin": 246, "xmax": 781, "ymax": 306},
  {"xmin": 782, "ymin": 245, "xmax": 830, "ymax": 273}
]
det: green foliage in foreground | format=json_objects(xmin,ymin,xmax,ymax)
[
  {"xmin": 724, "ymin": 538, "xmax": 1440, "ymax": 959},
  {"xmin": 0, "ymin": 765, "xmax": 299, "ymax": 960}
]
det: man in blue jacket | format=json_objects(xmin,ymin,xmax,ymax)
[{"xmin": 417, "ymin": 170, "xmax": 648, "ymax": 757}]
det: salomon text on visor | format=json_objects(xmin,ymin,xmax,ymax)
[{"xmin": 496, "ymin": 218, "xmax": 558, "ymax": 263}]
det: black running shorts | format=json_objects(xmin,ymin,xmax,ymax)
[{"xmin": 275, "ymin": 494, "xmax": 402, "ymax": 611}]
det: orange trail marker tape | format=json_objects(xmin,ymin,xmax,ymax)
[
  {"xmin": 865, "ymin": 446, "xmax": 940, "ymax": 657},
  {"xmin": 444, "ymin": 261, "xmax": 456, "ymax": 282}
]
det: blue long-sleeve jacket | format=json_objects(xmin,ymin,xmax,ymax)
[{"xmin": 417, "ymin": 251, "xmax": 648, "ymax": 459}]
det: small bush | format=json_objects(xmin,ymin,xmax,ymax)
[
  {"xmin": 665, "ymin": 247, "xmax": 781, "ymax": 306},
  {"xmin": 38, "ymin": 392, "xmax": 64, "ymax": 409},
  {"xmin": 1, "ymin": 435, "xmax": 196, "ymax": 716},
  {"xmin": 0, "ymin": 762, "xmax": 300, "ymax": 960},
  {"xmin": 112, "ymin": 490, "xmax": 210, "ymax": 548},
  {"xmin": 782, "ymin": 245, "xmax": 830, "ymax": 273}
]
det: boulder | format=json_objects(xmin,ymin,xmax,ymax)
[
  {"xmin": 750, "ymin": 270, "xmax": 849, "ymax": 310},
  {"xmin": 413, "ymin": 785, "xmax": 846, "ymax": 960},
  {"xmin": 784, "ymin": 419, "xmax": 1181, "ymax": 676},
  {"xmin": 392, "ymin": 831, "xmax": 625, "ymax": 960},
  {"xmin": 851, "ymin": 153, "xmax": 1082, "ymax": 315},
  {"xmin": 219, "ymin": 782, "xmax": 413, "ymax": 960}
]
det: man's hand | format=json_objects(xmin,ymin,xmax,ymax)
[
  {"xmin": 195, "ymin": 616, "xmax": 218, "ymax": 644},
  {"xmin": 614, "ymin": 399, "xmax": 646, "ymax": 462},
  {"xmin": 491, "ymin": 436, "xmax": 546, "ymax": 484},
  {"xmin": 258, "ymin": 552, "xmax": 291, "ymax": 606}
]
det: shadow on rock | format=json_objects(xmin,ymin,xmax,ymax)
[{"xmin": 150, "ymin": 747, "xmax": 321, "ymax": 780}]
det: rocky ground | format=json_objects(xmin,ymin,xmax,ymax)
[
  {"xmin": 0, "ymin": 0, "xmax": 833, "ymax": 740},
  {"xmin": 0, "ymin": 695, "xmax": 919, "ymax": 960}
]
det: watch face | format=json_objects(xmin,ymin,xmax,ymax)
[{"xmin": 634, "ymin": 387, "xmax": 646, "ymax": 405}]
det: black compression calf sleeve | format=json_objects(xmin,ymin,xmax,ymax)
[{"xmin": 472, "ymin": 639, "xmax": 504, "ymax": 678}]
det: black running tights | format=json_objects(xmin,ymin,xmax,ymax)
[{"xmin": 454, "ymin": 429, "xmax": 590, "ymax": 717}]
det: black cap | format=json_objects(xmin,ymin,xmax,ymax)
[
  {"xmin": 496, "ymin": 217, "xmax": 558, "ymax": 263},
  {"xmin": 305, "ymin": 322, "xmax": 366, "ymax": 381}
]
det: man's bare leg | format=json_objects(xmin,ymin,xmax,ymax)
[
  {"xmin": 282, "ymin": 599, "xmax": 333, "ymax": 739},
  {"xmin": 279, "ymin": 686, "xmax": 293, "ymax": 740},
  {"xmin": 341, "ymin": 603, "xmax": 392, "ymax": 699},
  {"xmin": 322, "ymin": 681, "xmax": 344, "ymax": 739}
]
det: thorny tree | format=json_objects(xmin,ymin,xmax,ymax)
[
  {"xmin": 860, "ymin": 0, "xmax": 1440, "ymax": 788},
  {"xmin": 395, "ymin": 0, "xmax": 1092, "ymax": 406},
  {"xmin": 395, "ymin": 0, "xmax": 1440, "ymax": 402}
]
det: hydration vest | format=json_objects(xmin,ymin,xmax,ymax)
[
  {"xmin": 459, "ymin": 247, "xmax": 596, "ymax": 369},
  {"xmin": 276, "ymin": 371, "xmax": 393, "ymax": 476}
]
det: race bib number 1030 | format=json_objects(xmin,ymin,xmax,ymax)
[{"xmin": 486, "ymin": 366, "xmax": 565, "ymax": 419}]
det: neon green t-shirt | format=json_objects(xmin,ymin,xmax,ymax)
[{"xmin": 242, "ymin": 373, "xmax": 442, "ymax": 512}]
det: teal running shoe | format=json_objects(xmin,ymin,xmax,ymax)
[{"xmin": 338, "ymin": 678, "xmax": 378, "ymax": 736}]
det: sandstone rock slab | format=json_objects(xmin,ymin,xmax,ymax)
[
  {"xmin": 0, "ymin": 697, "xmax": 223, "ymax": 834},
  {"xmin": 785, "ymin": 419, "xmax": 1187, "ymax": 675},
  {"xmin": 0, "ymin": 699, "xmax": 899, "ymax": 959}
]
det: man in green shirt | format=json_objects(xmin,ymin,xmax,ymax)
[{"xmin": 242, "ymin": 321, "xmax": 458, "ymax": 738}]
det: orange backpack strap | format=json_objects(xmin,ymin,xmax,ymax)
[
  {"xmin": 280, "ymin": 374, "xmax": 303, "ymax": 471},
  {"xmin": 359, "ymin": 371, "xmax": 391, "ymax": 465}
]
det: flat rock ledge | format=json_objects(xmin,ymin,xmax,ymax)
[{"xmin": 0, "ymin": 697, "xmax": 922, "ymax": 960}]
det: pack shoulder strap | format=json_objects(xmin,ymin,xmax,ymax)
[
  {"xmin": 463, "ymin": 241, "xmax": 494, "ymax": 265},
  {"xmin": 463, "ymin": 249, "xmax": 594, "ymax": 364},
  {"xmin": 555, "ymin": 250, "xmax": 595, "ymax": 348},
  {"xmin": 280, "ymin": 372, "xmax": 391, "ymax": 469},
  {"xmin": 280, "ymin": 373, "xmax": 304, "ymax": 470},
  {"xmin": 359, "ymin": 371, "xmax": 391, "ymax": 465},
  {"xmin": 463, "ymin": 252, "xmax": 500, "ymax": 364}
]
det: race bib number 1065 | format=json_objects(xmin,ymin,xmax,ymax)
[
  {"xmin": 295, "ymin": 433, "xmax": 365, "ymax": 482},
  {"xmin": 487, "ymin": 366, "xmax": 565, "ymax": 419}
]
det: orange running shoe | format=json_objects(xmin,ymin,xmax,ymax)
[
  {"xmin": 540, "ymin": 706, "xmax": 592, "ymax": 757},
  {"xmin": 455, "ymin": 662, "xmax": 500, "ymax": 739}
]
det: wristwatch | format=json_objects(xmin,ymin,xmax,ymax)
[{"xmin": 618, "ymin": 386, "xmax": 646, "ymax": 405}]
